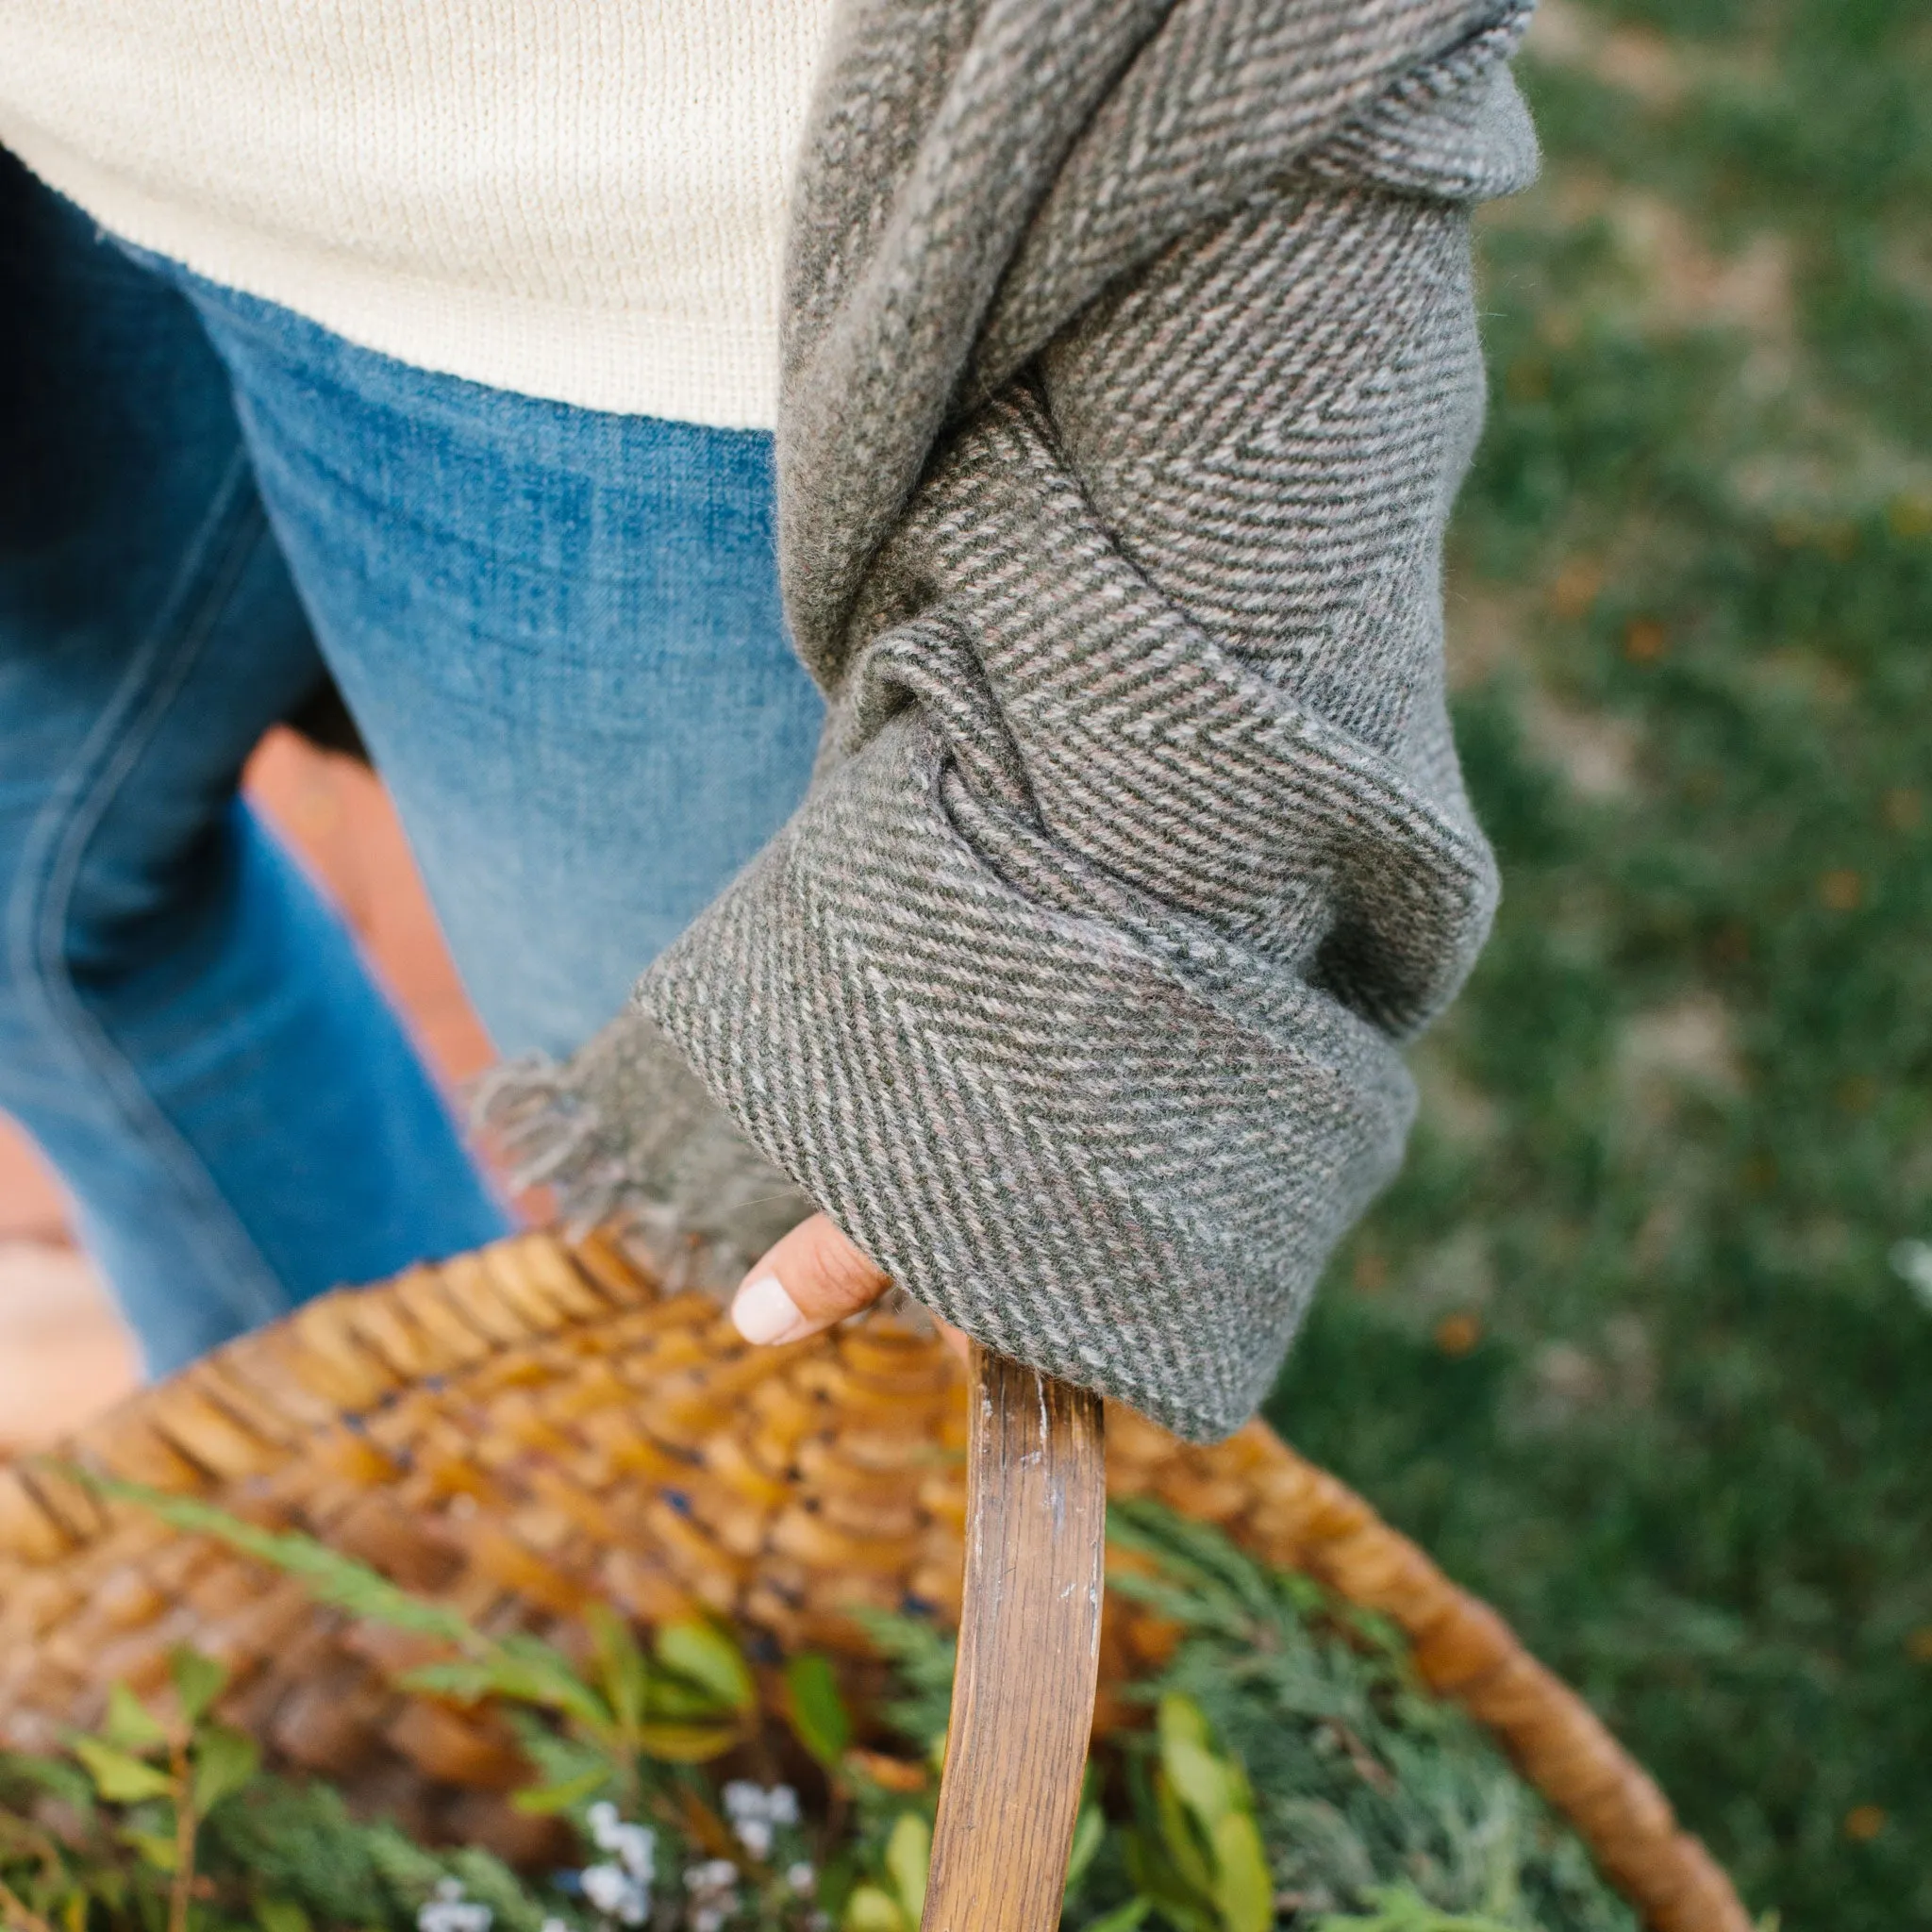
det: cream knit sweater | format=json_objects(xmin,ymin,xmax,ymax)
[{"xmin": 0, "ymin": 0, "xmax": 838, "ymax": 428}]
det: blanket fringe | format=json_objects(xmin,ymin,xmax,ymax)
[{"xmin": 469, "ymin": 1012, "xmax": 816, "ymax": 1296}]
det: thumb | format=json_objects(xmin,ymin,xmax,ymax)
[{"xmin": 729, "ymin": 1211, "xmax": 894, "ymax": 1346}]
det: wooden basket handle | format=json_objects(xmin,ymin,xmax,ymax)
[{"xmin": 922, "ymin": 1345, "xmax": 1108, "ymax": 1932}]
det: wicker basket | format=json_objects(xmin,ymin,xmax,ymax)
[{"xmin": 0, "ymin": 1230, "xmax": 1747, "ymax": 1932}]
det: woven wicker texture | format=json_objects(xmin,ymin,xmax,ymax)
[{"xmin": 0, "ymin": 1232, "xmax": 1745, "ymax": 1932}]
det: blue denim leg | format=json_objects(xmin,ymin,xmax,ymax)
[
  {"xmin": 175, "ymin": 277, "xmax": 826, "ymax": 1060},
  {"xmin": 0, "ymin": 158, "xmax": 510, "ymax": 1374}
]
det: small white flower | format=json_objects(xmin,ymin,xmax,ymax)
[
  {"xmin": 786, "ymin": 1862, "xmax": 816, "ymax": 1896},
  {"xmin": 612, "ymin": 1828, "xmax": 657, "ymax": 1881},
  {"xmin": 581, "ymin": 1867, "xmax": 624, "ymax": 1914},
  {"xmin": 587, "ymin": 1808, "xmax": 657, "ymax": 1884},
  {"xmin": 540, "ymin": 1920, "xmax": 573, "ymax": 1932},
  {"xmin": 681, "ymin": 1857, "xmax": 741, "ymax": 1932},
  {"xmin": 582, "ymin": 1862, "xmax": 651, "ymax": 1927},
  {"xmin": 1891, "ymin": 1239, "xmax": 1932, "ymax": 1310},
  {"xmin": 721, "ymin": 1782, "xmax": 800, "ymax": 1858},
  {"xmin": 417, "ymin": 1878, "xmax": 493, "ymax": 1932}
]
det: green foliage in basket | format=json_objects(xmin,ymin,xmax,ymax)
[
  {"xmin": 1099, "ymin": 1505, "xmax": 1635, "ymax": 1932},
  {"xmin": 0, "ymin": 1646, "xmax": 563, "ymax": 1932},
  {"xmin": 0, "ymin": 1477, "xmax": 1655, "ymax": 1932}
]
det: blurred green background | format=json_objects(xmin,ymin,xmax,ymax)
[{"xmin": 1265, "ymin": 2, "xmax": 1932, "ymax": 1925}]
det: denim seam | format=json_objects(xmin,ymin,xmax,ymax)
[{"xmin": 6, "ymin": 454, "xmax": 297, "ymax": 1335}]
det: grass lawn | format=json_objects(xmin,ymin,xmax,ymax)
[{"xmin": 1266, "ymin": 2, "xmax": 1932, "ymax": 1925}]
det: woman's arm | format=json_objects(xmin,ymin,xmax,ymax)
[{"xmin": 640, "ymin": 0, "xmax": 1541, "ymax": 1441}]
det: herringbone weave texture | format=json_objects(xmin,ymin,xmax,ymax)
[{"xmin": 637, "ymin": 0, "xmax": 1541, "ymax": 1439}]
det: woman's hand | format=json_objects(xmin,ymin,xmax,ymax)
[{"xmin": 730, "ymin": 1212, "xmax": 965, "ymax": 1356}]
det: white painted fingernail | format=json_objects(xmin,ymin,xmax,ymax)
[{"xmin": 731, "ymin": 1273, "xmax": 809, "ymax": 1345}]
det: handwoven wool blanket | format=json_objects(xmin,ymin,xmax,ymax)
[{"xmin": 491, "ymin": 0, "xmax": 1540, "ymax": 1440}]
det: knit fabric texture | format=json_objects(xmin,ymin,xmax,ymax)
[
  {"xmin": 558, "ymin": 0, "xmax": 1538, "ymax": 1441},
  {"xmin": 0, "ymin": 0, "xmax": 841, "ymax": 425}
]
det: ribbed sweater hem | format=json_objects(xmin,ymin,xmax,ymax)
[{"xmin": 2, "ymin": 124, "xmax": 781, "ymax": 429}]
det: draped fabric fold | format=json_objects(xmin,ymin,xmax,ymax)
[{"xmin": 630, "ymin": 0, "xmax": 1539, "ymax": 1439}]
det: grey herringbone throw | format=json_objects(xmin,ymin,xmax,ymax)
[{"xmin": 502, "ymin": 0, "xmax": 1538, "ymax": 1441}]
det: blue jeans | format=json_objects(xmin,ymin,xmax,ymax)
[{"xmin": 0, "ymin": 156, "xmax": 823, "ymax": 1374}]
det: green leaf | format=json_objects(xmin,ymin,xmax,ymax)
[
  {"xmin": 813, "ymin": 1848, "xmax": 859, "ymax": 1927},
  {"xmin": 83, "ymin": 1476, "xmax": 481, "ymax": 1650},
  {"xmin": 255, "ymin": 1899, "xmax": 312, "ymax": 1932},
  {"xmin": 170, "ymin": 1648, "xmax": 228, "ymax": 1725},
  {"xmin": 119, "ymin": 1825, "xmax": 180, "ymax": 1873},
  {"xmin": 1208, "ymin": 1811, "xmax": 1273, "ymax": 1932},
  {"xmin": 505, "ymin": 1723, "xmax": 608, "ymax": 1796},
  {"xmin": 72, "ymin": 1737, "xmax": 175, "ymax": 1805},
  {"xmin": 190, "ymin": 1725, "xmax": 260, "ymax": 1813},
  {"xmin": 1158, "ymin": 1696, "xmax": 1235, "ymax": 1828},
  {"xmin": 640, "ymin": 1674, "xmax": 733, "ymax": 1722},
  {"xmin": 842, "ymin": 1883, "xmax": 905, "ymax": 1932},
  {"xmin": 1124, "ymin": 1828, "xmax": 1216, "ymax": 1932},
  {"xmin": 655, "ymin": 1620, "xmax": 756, "ymax": 1715},
  {"xmin": 1164, "ymin": 1736, "xmax": 1236, "ymax": 1831},
  {"xmin": 1082, "ymin": 1901, "xmax": 1154, "ymax": 1932},
  {"xmin": 1063, "ymin": 1798, "xmax": 1106, "ymax": 1898},
  {"xmin": 401, "ymin": 1660, "xmax": 502, "ymax": 1705},
  {"xmin": 510, "ymin": 1764, "xmax": 610, "ymax": 1815},
  {"xmin": 1309, "ymin": 1884, "xmax": 1524, "ymax": 1931},
  {"xmin": 587, "ymin": 1604, "xmax": 650, "ymax": 1735},
  {"xmin": 0, "ymin": 1748, "xmax": 94, "ymax": 1811},
  {"xmin": 784, "ymin": 1655, "xmax": 853, "ymax": 1771},
  {"xmin": 489, "ymin": 1635, "xmax": 611, "ymax": 1730},
  {"xmin": 1154, "ymin": 1771, "xmax": 1215, "ymax": 1901},
  {"xmin": 404, "ymin": 1645, "xmax": 607, "ymax": 1732},
  {"xmin": 1157, "ymin": 1692, "xmax": 1213, "ymax": 1755},
  {"xmin": 102, "ymin": 1684, "xmax": 169, "ymax": 1752},
  {"xmin": 632, "ymin": 1722, "xmax": 742, "ymax": 1764},
  {"xmin": 884, "ymin": 1812, "xmax": 930, "ymax": 1927}
]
